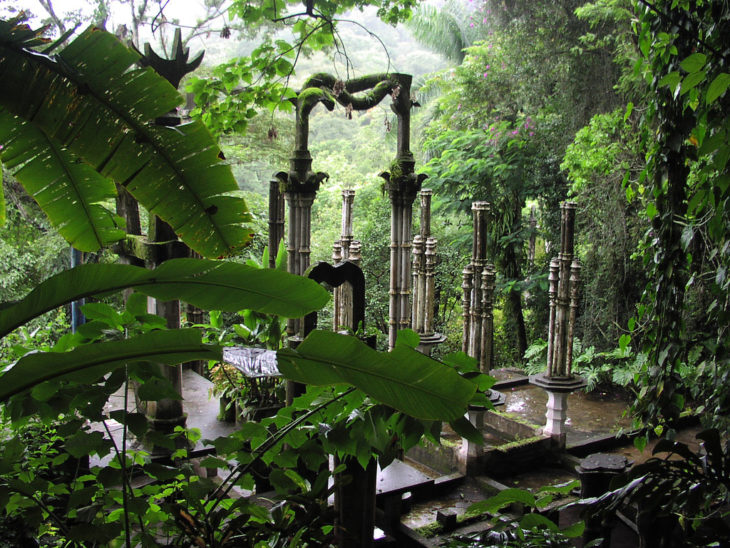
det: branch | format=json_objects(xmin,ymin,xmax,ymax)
[{"xmin": 37, "ymin": 0, "xmax": 66, "ymax": 35}]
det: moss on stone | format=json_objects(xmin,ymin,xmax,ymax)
[{"xmin": 494, "ymin": 436, "xmax": 544, "ymax": 452}]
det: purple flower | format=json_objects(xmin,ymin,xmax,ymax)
[
  {"xmin": 511, "ymin": 130, "xmax": 518, "ymax": 135},
  {"xmin": 483, "ymin": 72, "xmax": 488, "ymax": 78}
]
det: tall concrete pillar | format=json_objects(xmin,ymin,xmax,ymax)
[
  {"xmin": 334, "ymin": 189, "xmax": 356, "ymax": 331},
  {"xmin": 268, "ymin": 179, "xmax": 286, "ymax": 269},
  {"xmin": 530, "ymin": 202, "xmax": 585, "ymax": 445},
  {"xmin": 462, "ymin": 202, "xmax": 496, "ymax": 373},
  {"xmin": 380, "ymin": 74, "xmax": 427, "ymax": 349},
  {"xmin": 410, "ymin": 189, "xmax": 445, "ymax": 354}
]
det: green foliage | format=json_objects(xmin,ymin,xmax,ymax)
[
  {"xmin": 277, "ymin": 329, "xmax": 477, "ymax": 422},
  {"xmin": 406, "ymin": 0, "xmax": 481, "ymax": 64},
  {"xmin": 189, "ymin": 0, "xmax": 418, "ymax": 136},
  {"xmin": 0, "ymin": 258, "xmax": 331, "ymax": 339},
  {"xmin": 0, "ymin": 18, "xmax": 251, "ymax": 258},
  {"xmin": 628, "ymin": 0, "xmax": 730, "ymax": 433},
  {"xmin": 582, "ymin": 429, "xmax": 730, "ymax": 545},
  {"xmin": 441, "ymin": 482, "xmax": 583, "ymax": 547},
  {"xmin": 523, "ymin": 337, "xmax": 646, "ymax": 392}
]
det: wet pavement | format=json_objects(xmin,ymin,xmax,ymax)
[{"xmin": 500, "ymin": 383, "xmax": 634, "ymax": 445}]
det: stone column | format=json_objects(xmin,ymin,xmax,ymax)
[
  {"xmin": 411, "ymin": 189, "xmax": 439, "ymax": 338},
  {"xmin": 268, "ymin": 179, "xmax": 286, "ymax": 269},
  {"xmin": 480, "ymin": 265, "xmax": 496, "ymax": 373},
  {"xmin": 530, "ymin": 202, "xmax": 585, "ymax": 445},
  {"xmin": 349, "ymin": 240, "xmax": 362, "ymax": 266},
  {"xmin": 133, "ymin": 30, "xmax": 204, "ymax": 446},
  {"xmin": 549, "ymin": 202, "xmax": 577, "ymax": 378},
  {"xmin": 144, "ymin": 217, "xmax": 190, "ymax": 440},
  {"xmin": 411, "ymin": 190, "xmax": 432, "ymax": 334},
  {"xmin": 284, "ymin": 191, "xmax": 317, "ymax": 338},
  {"xmin": 332, "ymin": 242, "xmax": 343, "ymax": 330},
  {"xmin": 380, "ymin": 74, "xmax": 426, "ymax": 349},
  {"xmin": 462, "ymin": 265, "xmax": 473, "ymax": 354},
  {"xmin": 424, "ymin": 237, "xmax": 437, "ymax": 336},
  {"xmin": 386, "ymin": 189, "xmax": 417, "ymax": 349},
  {"xmin": 528, "ymin": 205, "xmax": 537, "ymax": 270},
  {"xmin": 340, "ymin": 189, "xmax": 356, "ymax": 259},
  {"xmin": 546, "ymin": 258, "xmax": 560, "ymax": 377},
  {"xmin": 411, "ymin": 234, "xmax": 424, "ymax": 331},
  {"xmin": 334, "ymin": 189, "xmax": 356, "ymax": 331},
  {"xmin": 276, "ymin": 86, "xmax": 332, "ymax": 341},
  {"xmin": 462, "ymin": 202, "xmax": 496, "ymax": 373}
]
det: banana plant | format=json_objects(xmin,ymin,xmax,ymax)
[
  {"xmin": 0, "ymin": 17, "xmax": 479, "ymax": 425},
  {"xmin": 0, "ymin": 17, "xmax": 250, "ymax": 258}
]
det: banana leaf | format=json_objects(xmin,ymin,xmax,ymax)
[
  {"xmin": 0, "ymin": 259, "xmax": 331, "ymax": 338},
  {"xmin": 277, "ymin": 330, "xmax": 476, "ymax": 421},
  {"xmin": 0, "ymin": 18, "xmax": 250, "ymax": 258},
  {"xmin": 0, "ymin": 329, "xmax": 220, "ymax": 401},
  {"xmin": 0, "ymin": 108, "xmax": 124, "ymax": 250}
]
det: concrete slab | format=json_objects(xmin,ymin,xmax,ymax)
[
  {"xmin": 377, "ymin": 459, "xmax": 435, "ymax": 497},
  {"xmin": 90, "ymin": 369, "xmax": 237, "ymax": 467}
]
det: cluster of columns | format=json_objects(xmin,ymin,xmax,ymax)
[
  {"xmin": 546, "ymin": 202, "xmax": 582, "ymax": 378},
  {"xmin": 530, "ymin": 201, "xmax": 585, "ymax": 442},
  {"xmin": 387, "ymin": 183, "xmax": 418, "ymax": 348},
  {"xmin": 461, "ymin": 202, "xmax": 497, "ymax": 373},
  {"xmin": 411, "ymin": 190, "xmax": 445, "ymax": 354},
  {"xmin": 269, "ymin": 72, "xmax": 421, "ymax": 548},
  {"xmin": 333, "ymin": 189, "xmax": 362, "ymax": 332}
]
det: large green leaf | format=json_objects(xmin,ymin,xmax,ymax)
[
  {"xmin": 0, "ymin": 108, "xmax": 124, "ymax": 250},
  {"xmin": 277, "ymin": 330, "xmax": 476, "ymax": 421},
  {"xmin": 0, "ymin": 329, "xmax": 219, "ymax": 402},
  {"xmin": 0, "ymin": 19, "xmax": 251, "ymax": 257},
  {"xmin": 0, "ymin": 259, "xmax": 330, "ymax": 338}
]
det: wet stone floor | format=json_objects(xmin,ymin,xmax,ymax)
[{"xmin": 500, "ymin": 383, "xmax": 634, "ymax": 445}]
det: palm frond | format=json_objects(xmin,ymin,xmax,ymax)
[{"xmin": 406, "ymin": 3, "xmax": 469, "ymax": 64}]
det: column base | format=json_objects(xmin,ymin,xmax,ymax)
[
  {"xmin": 529, "ymin": 374, "xmax": 586, "ymax": 445},
  {"xmin": 415, "ymin": 332, "xmax": 446, "ymax": 356}
]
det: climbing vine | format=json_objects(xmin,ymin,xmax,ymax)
[{"xmin": 632, "ymin": 0, "xmax": 730, "ymax": 434}]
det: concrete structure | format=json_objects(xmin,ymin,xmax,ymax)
[
  {"xmin": 462, "ymin": 202, "xmax": 497, "ymax": 373},
  {"xmin": 411, "ymin": 189, "xmax": 445, "ymax": 354},
  {"xmin": 333, "ymin": 189, "xmax": 358, "ymax": 332},
  {"xmin": 530, "ymin": 202, "xmax": 586, "ymax": 444}
]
